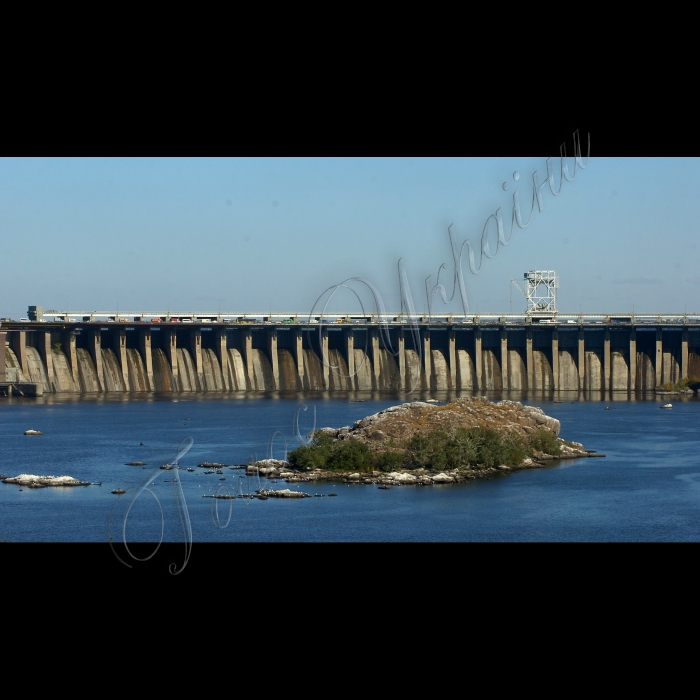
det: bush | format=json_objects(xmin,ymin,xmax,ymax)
[
  {"xmin": 289, "ymin": 425, "xmax": 541, "ymax": 474},
  {"xmin": 288, "ymin": 433, "xmax": 375, "ymax": 473},
  {"xmin": 527, "ymin": 429, "xmax": 561, "ymax": 456},
  {"xmin": 467, "ymin": 427, "xmax": 513, "ymax": 468},
  {"xmin": 375, "ymin": 450, "xmax": 404, "ymax": 472},
  {"xmin": 52, "ymin": 342, "xmax": 62, "ymax": 353},
  {"xmin": 327, "ymin": 440, "xmax": 374, "ymax": 472},
  {"xmin": 443, "ymin": 429, "xmax": 478, "ymax": 469},
  {"xmin": 288, "ymin": 443, "xmax": 327, "ymax": 471},
  {"xmin": 500, "ymin": 431, "xmax": 530, "ymax": 465},
  {"xmin": 288, "ymin": 432, "xmax": 334, "ymax": 471},
  {"xmin": 406, "ymin": 431, "xmax": 450, "ymax": 470},
  {"xmin": 405, "ymin": 427, "xmax": 528, "ymax": 470}
]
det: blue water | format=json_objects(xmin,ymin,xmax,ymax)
[{"xmin": 2, "ymin": 392, "xmax": 699, "ymax": 542}]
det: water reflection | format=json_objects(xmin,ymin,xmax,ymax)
[{"xmin": 2, "ymin": 388, "xmax": 698, "ymax": 406}]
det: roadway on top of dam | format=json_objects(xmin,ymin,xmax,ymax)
[{"xmin": 4, "ymin": 313, "xmax": 700, "ymax": 331}]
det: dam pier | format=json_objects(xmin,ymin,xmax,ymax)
[{"xmin": 2, "ymin": 312, "xmax": 700, "ymax": 397}]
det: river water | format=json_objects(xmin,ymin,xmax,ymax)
[{"xmin": 1, "ymin": 391, "xmax": 699, "ymax": 543}]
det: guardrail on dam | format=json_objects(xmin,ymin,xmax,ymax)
[{"xmin": 2, "ymin": 318, "xmax": 700, "ymax": 395}]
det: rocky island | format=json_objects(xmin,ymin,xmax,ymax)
[
  {"xmin": 246, "ymin": 397, "xmax": 603, "ymax": 488},
  {"xmin": 2, "ymin": 474, "xmax": 91, "ymax": 488}
]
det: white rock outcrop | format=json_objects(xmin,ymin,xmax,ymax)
[
  {"xmin": 431, "ymin": 473, "xmax": 455, "ymax": 483},
  {"xmin": 521, "ymin": 406, "xmax": 561, "ymax": 435},
  {"xmin": 387, "ymin": 472, "xmax": 417, "ymax": 483},
  {"xmin": 258, "ymin": 489, "xmax": 310, "ymax": 498},
  {"xmin": 3, "ymin": 474, "xmax": 90, "ymax": 487}
]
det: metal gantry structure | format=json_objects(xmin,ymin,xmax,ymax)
[{"xmin": 511, "ymin": 270, "xmax": 559, "ymax": 314}]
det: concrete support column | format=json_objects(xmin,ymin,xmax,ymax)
[
  {"xmin": 244, "ymin": 330, "xmax": 254, "ymax": 390},
  {"xmin": 578, "ymin": 330, "xmax": 585, "ymax": 389},
  {"xmin": 398, "ymin": 329, "xmax": 406, "ymax": 392},
  {"xmin": 552, "ymin": 330, "xmax": 559, "ymax": 391},
  {"xmin": 62, "ymin": 330, "xmax": 78, "ymax": 386},
  {"xmin": 345, "ymin": 330, "xmax": 355, "ymax": 390},
  {"xmin": 604, "ymin": 329, "xmax": 611, "ymax": 393},
  {"xmin": 164, "ymin": 329, "xmax": 179, "ymax": 391},
  {"xmin": 114, "ymin": 328, "xmax": 130, "ymax": 391},
  {"xmin": 267, "ymin": 329, "xmax": 279, "ymax": 391},
  {"xmin": 189, "ymin": 328, "xmax": 203, "ymax": 390},
  {"xmin": 656, "ymin": 328, "xmax": 663, "ymax": 388},
  {"xmin": 10, "ymin": 330, "xmax": 28, "ymax": 379},
  {"xmin": 217, "ymin": 331, "xmax": 230, "ymax": 391},
  {"xmin": 140, "ymin": 329, "xmax": 154, "ymax": 392},
  {"xmin": 500, "ymin": 329, "xmax": 509, "ymax": 391},
  {"xmin": 370, "ymin": 328, "xmax": 381, "ymax": 390},
  {"xmin": 475, "ymin": 329, "xmax": 483, "ymax": 390},
  {"xmin": 526, "ymin": 330, "xmax": 534, "ymax": 390},
  {"xmin": 89, "ymin": 330, "xmax": 105, "ymax": 392},
  {"xmin": 294, "ymin": 330, "xmax": 304, "ymax": 389},
  {"xmin": 40, "ymin": 331, "xmax": 54, "ymax": 391},
  {"xmin": 322, "ymin": 328, "xmax": 330, "ymax": 389},
  {"xmin": 423, "ymin": 330, "xmax": 432, "ymax": 391},
  {"xmin": 448, "ymin": 330, "xmax": 457, "ymax": 389},
  {"xmin": 629, "ymin": 330, "xmax": 636, "ymax": 391},
  {"xmin": 0, "ymin": 331, "xmax": 6, "ymax": 382},
  {"xmin": 682, "ymin": 329, "xmax": 689, "ymax": 379}
]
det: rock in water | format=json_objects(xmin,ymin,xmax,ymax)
[
  {"xmin": 24, "ymin": 430, "xmax": 44, "ymax": 435},
  {"xmin": 3, "ymin": 474, "xmax": 90, "ymax": 487},
  {"xmin": 258, "ymin": 488, "xmax": 310, "ymax": 498}
]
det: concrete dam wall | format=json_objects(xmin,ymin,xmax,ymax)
[{"xmin": 2, "ymin": 323, "xmax": 699, "ymax": 395}]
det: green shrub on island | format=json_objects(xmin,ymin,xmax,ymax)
[
  {"xmin": 288, "ymin": 433, "xmax": 334, "ymax": 471},
  {"xmin": 686, "ymin": 376, "xmax": 700, "ymax": 390},
  {"xmin": 289, "ymin": 433, "xmax": 375, "ymax": 473},
  {"xmin": 660, "ymin": 377, "xmax": 700, "ymax": 392},
  {"xmin": 375, "ymin": 450, "xmax": 404, "ymax": 473},
  {"xmin": 526, "ymin": 428, "xmax": 562, "ymax": 457},
  {"xmin": 288, "ymin": 425, "xmax": 561, "ymax": 473},
  {"xmin": 328, "ymin": 440, "xmax": 374, "ymax": 473},
  {"xmin": 406, "ymin": 427, "xmax": 531, "ymax": 470}
]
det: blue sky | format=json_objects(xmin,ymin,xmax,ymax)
[{"xmin": 1, "ymin": 155, "xmax": 697, "ymax": 319}]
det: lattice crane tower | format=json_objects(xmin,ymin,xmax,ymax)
[{"xmin": 511, "ymin": 270, "xmax": 558, "ymax": 313}]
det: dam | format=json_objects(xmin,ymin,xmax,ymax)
[{"xmin": 2, "ymin": 313, "xmax": 700, "ymax": 396}]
